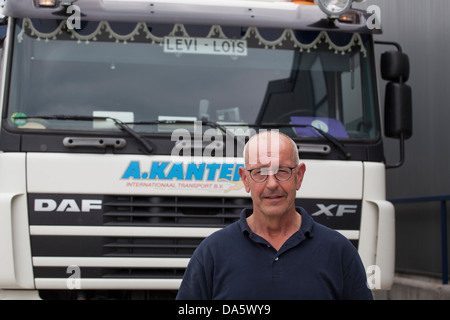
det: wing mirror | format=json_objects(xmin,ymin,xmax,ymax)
[{"xmin": 377, "ymin": 42, "xmax": 412, "ymax": 168}]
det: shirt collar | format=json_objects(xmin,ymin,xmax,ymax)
[{"xmin": 238, "ymin": 206, "xmax": 314, "ymax": 239}]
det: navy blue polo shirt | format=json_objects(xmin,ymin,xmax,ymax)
[{"xmin": 176, "ymin": 207, "xmax": 373, "ymax": 300}]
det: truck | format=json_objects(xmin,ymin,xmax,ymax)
[{"xmin": 0, "ymin": 0, "xmax": 412, "ymax": 299}]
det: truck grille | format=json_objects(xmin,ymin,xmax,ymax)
[
  {"xmin": 102, "ymin": 195, "xmax": 252, "ymax": 227},
  {"xmin": 102, "ymin": 237, "xmax": 203, "ymax": 257},
  {"xmin": 29, "ymin": 194, "xmax": 253, "ymax": 283}
]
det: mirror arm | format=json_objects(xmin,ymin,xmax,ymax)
[
  {"xmin": 374, "ymin": 40, "xmax": 403, "ymax": 53},
  {"xmin": 386, "ymin": 133, "xmax": 405, "ymax": 169}
]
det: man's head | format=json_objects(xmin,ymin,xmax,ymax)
[{"xmin": 239, "ymin": 131, "xmax": 306, "ymax": 219}]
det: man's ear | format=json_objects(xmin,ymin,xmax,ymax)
[
  {"xmin": 239, "ymin": 166, "xmax": 251, "ymax": 193},
  {"xmin": 296, "ymin": 163, "xmax": 306, "ymax": 191}
]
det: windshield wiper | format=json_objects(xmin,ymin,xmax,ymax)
[
  {"xmin": 18, "ymin": 115, "xmax": 154, "ymax": 153},
  {"xmin": 128, "ymin": 119, "xmax": 246, "ymax": 148},
  {"xmin": 253, "ymin": 122, "xmax": 351, "ymax": 159}
]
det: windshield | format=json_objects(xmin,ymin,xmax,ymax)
[{"xmin": 6, "ymin": 19, "xmax": 378, "ymax": 140}]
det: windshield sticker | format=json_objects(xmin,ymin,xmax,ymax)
[
  {"xmin": 11, "ymin": 112, "xmax": 27, "ymax": 126},
  {"xmin": 164, "ymin": 37, "xmax": 247, "ymax": 56}
]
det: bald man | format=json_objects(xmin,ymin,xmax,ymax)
[{"xmin": 176, "ymin": 131, "xmax": 373, "ymax": 300}]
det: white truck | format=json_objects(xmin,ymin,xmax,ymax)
[{"xmin": 0, "ymin": 0, "xmax": 411, "ymax": 299}]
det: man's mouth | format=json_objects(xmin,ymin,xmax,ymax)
[{"xmin": 263, "ymin": 195, "xmax": 284, "ymax": 200}]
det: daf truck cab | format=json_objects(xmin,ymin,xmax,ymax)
[{"xmin": 0, "ymin": 0, "xmax": 411, "ymax": 299}]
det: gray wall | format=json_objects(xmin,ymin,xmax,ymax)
[
  {"xmin": 355, "ymin": 0, "xmax": 450, "ymax": 279},
  {"xmin": 355, "ymin": 0, "xmax": 450, "ymax": 198}
]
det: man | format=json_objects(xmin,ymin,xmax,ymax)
[{"xmin": 176, "ymin": 131, "xmax": 373, "ymax": 300}]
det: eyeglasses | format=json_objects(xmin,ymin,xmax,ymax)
[{"xmin": 246, "ymin": 166, "xmax": 297, "ymax": 183}]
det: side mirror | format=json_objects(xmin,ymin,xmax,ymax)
[
  {"xmin": 376, "ymin": 42, "xmax": 413, "ymax": 168},
  {"xmin": 382, "ymin": 49, "xmax": 412, "ymax": 141},
  {"xmin": 381, "ymin": 51, "xmax": 410, "ymax": 82},
  {"xmin": 384, "ymin": 82, "xmax": 412, "ymax": 139}
]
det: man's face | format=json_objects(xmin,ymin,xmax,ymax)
[{"xmin": 239, "ymin": 133, "xmax": 306, "ymax": 218}]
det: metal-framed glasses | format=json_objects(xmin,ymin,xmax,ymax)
[{"xmin": 247, "ymin": 166, "xmax": 297, "ymax": 183}]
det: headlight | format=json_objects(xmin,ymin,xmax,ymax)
[{"xmin": 317, "ymin": 0, "xmax": 352, "ymax": 18}]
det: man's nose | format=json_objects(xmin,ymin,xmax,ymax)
[{"xmin": 265, "ymin": 173, "xmax": 279, "ymax": 188}]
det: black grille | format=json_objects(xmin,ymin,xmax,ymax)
[
  {"xmin": 102, "ymin": 237, "xmax": 203, "ymax": 257},
  {"xmin": 30, "ymin": 195, "xmax": 254, "ymax": 281},
  {"xmin": 102, "ymin": 268, "xmax": 186, "ymax": 279},
  {"xmin": 102, "ymin": 195, "xmax": 252, "ymax": 227},
  {"xmin": 33, "ymin": 266, "xmax": 187, "ymax": 279}
]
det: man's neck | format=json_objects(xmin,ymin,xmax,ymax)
[{"xmin": 247, "ymin": 209, "xmax": 302, "ymax": 251}]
